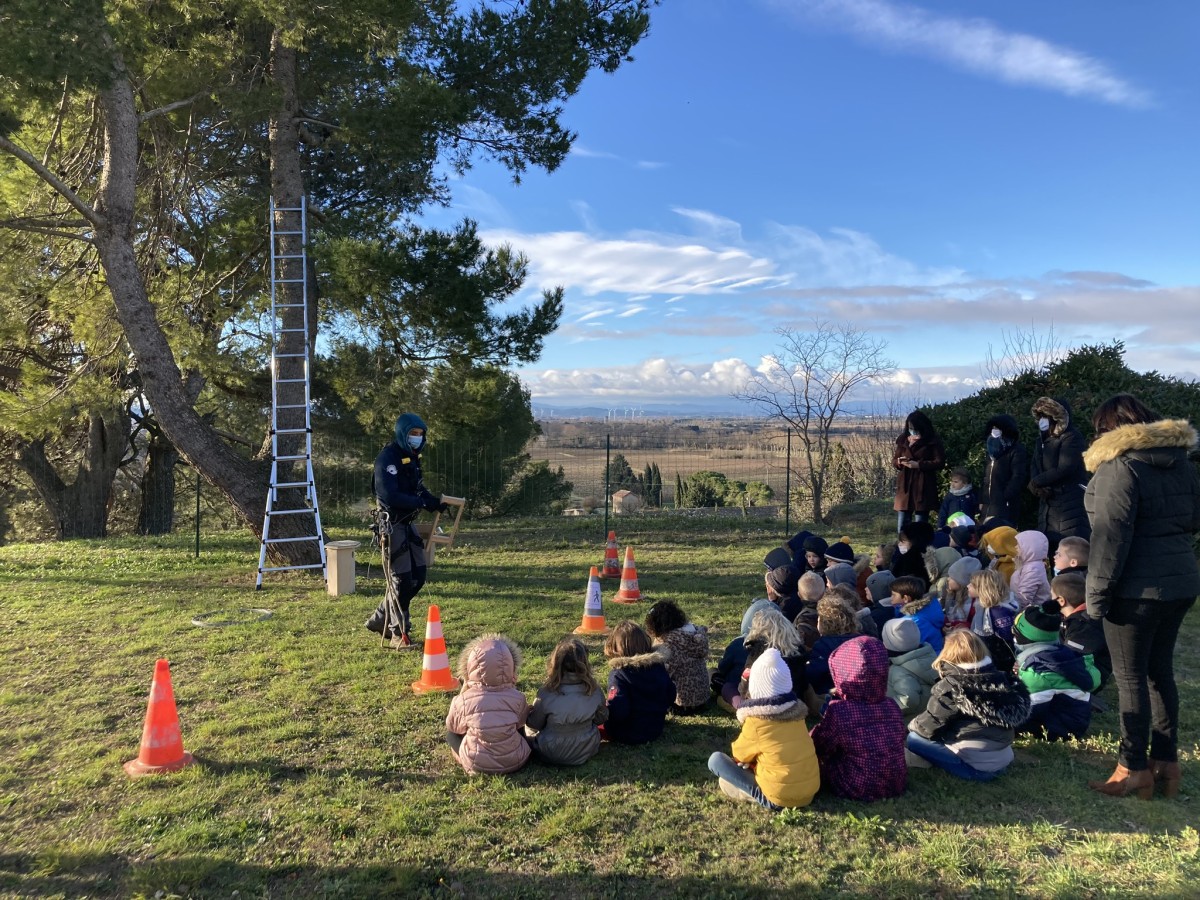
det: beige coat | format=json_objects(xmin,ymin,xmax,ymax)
[{"xmin": 445, "ymin": 634, "xmax": 530, "ymax": 775}]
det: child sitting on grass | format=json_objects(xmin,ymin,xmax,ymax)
[
  {"xmin": 969, "ymin": 568, "xmax": 1019, "ymax": 673},
  {"xmin": 892, "ymin": 575, "xmax": 944, "ymax": 654},
  {"xmin": 882, "ymin": 618, "xmax": 938, "ymax": 719},
  {"xmin": 1051, "ymin": 572, "xmax": 1110, "ymax": 689},
  {"xmin": 1012, "ymin": 530, "xmax": 1052, "ymax": 609},
  {"xmin": 941, "ymin": 556, "xmax": 983, "ymax": 632},
  {"xmin": 806, "ymin": 596, "xmax": 862, "ymax": 695},
  {"xmin": 645, "ymin": 599, "xmax": 711, "ymax": 713},
  {"xmin": 1012, "ymin": 602, "xmax": 1100, "ymax": 742},
  {"xmin": 708, "ymin": 648, "xmax": 820, "ymax": 810},
  {"xmin": 810, "ymin": 636, "xmax": 908, "ymax": 801},
  {"xmin": 445, "ymin": 634, "xmax": 530, "ymax": 775},
  {"xmin": 603, "ymin": 621, "xmax": 676, "ymax": 745},
  {"xmin": 905, "ymin": 631, "xmax": 1030, "ymax": 782},
  {"xmin": 740, "ymin": 607, "xmax": 821, "ymax": 717},
  {"xmin": 526, "ymin": 637, "xmax": 608, "ymax": 766}
]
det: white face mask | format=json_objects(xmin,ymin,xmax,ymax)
[
  {"xmin": 407, "ymin": 434, "xmax": 424, "ymax": 451},
  {"xmin": 897, "ymin": 542, "xmax": 911, "ymax": 554},
  {"xmin": 1038, "ymin": 417, "xmax": 1050, "ymax": 432},
  {"xmin": 1052, "ymin": 566, "xmax": 1061, "ymax": 576},
  {"xmin": 990, "ymin": 427, "xmax": 1002, "ymax": 439}
]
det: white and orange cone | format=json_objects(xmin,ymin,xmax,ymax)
[
  {"xmin": 411, "ymin": 605, "xmax": 461, "ymax": 694},
  {"xmin": 124, "ymin": 659, "xmax": 195, "ymax": 778},
  {"xmin": 600, "ymin": 530, "xmax": 621, "ymax": 578},
  {"xmin": 613, "ymin": 546, "xmax": 642, "ymax": 603},
  {"xmin": 573, "ymin": 566, "xmax": 610, "ymax": 634}
]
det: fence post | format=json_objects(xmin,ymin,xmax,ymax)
[
  {"xmin": 603, "ymin": 433, "xmax": 610, "ymax": 539},
  {"xmin": 194, "ymin": 469, "xmax": 201, "ymax": 558},
  {"xmin": 785, "ymin": 428, "xmax": 791, "ymax": 538}
]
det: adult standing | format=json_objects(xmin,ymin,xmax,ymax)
[
  {"xmin": 1083, "ymin": 394, "xmax": 1200, "ymax": 799},
  {"xmin": 1028, "ymin": 397, "xmax": 1090, "ymax": 544},
  {"xmin": 365, "ymin": 412, "xmax": 450, "ymax": 648},
  {"xmin": 979, "ymin": 414, "xmax": 1028, "ymax": 524},
  {"xmin": 893, "ymin": 410, "xmax": 945, "ymax": 533}
]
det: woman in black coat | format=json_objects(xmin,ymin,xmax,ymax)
[
  {"xmin": 1028, "ymin": 397, "xmax": 1090, "ymax": 544},
  {"xmin": 1083, "ymin": 394, "xmax": 1200, "ymax": 800},
  {"xmin": 893, "ymin": 410, "xmax": 945, "ymax": 533},
  {"xmin": 979, "ymin": 414, "xmax": 1028, "ymax": 523}
]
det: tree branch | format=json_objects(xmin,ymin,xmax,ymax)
[
  {"xmin": 0, "ymin": 217, "xmax": 96, "ymax": 244},
  {"xmin": 139, "ymin": 92, "xmax": 207, "ymax": 123},
  {"xmin": 0, "ymin": 135, "xmax": 105, "ymax": 228}
]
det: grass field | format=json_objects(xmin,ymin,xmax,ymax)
[{"xmin": 1, "ymin": 513, "xmax": 1198, "ymax": 898}]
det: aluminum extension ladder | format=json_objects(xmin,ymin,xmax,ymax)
[{"xmin": 255, "ymin": 197, "xmax": 327, "ymax": 588}]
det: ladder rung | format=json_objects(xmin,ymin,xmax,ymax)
[
  {"xmin": 274, "ymin": 254, "xmax": 306, "ymax": 259},
  {"xmin": 275, "ymin": 404, "xmax": 309, "ymax": 410},
  {"xmin": 272, "ymin": 480, "xmax": 312, "ymax": 488},
  {"xmin": 273, "ymin": 229, "xmax": 304, "ymax": 235},
  {"xmin": 274, "ymin": 278, "xmax": 306, "ymax": 284},
  {"xmin": 278, "ymin": 328, "xmax": 307, "ymax": 333},
  {"xmin": 275, "ymin": 454, "xmax": 310, "ymax": 461},
  {"xmin": 264, "ymin": 536, "xmax": 321, "ymax": 544},
  {"xmin": 275, "ymin": 378, "xmax": 307, "ymax": 384},
  {"xmin": 271, "ymin": 428, "xmax": 310, "ymax": 434},
  {"xmin": 273, "ymin": 303, "xmax": 306, "ymax": 309},
  {"xmin": 259, "ymin": 563, "xmax": 325, "ymax": 573},
  {"xmin": 274, "ymin": 353, "xmax": 308, "ymax": 358},
  {"xmin": 265, "ymin": 508, "xmax": 317, "ymax": 516}
]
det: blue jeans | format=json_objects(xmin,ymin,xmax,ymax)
[
  {"xmin": 707, "ymin": 752, "xmax": 780, "ymax": 809},
  {"xmin": 905, "ymin": 733, "xmax": 1004, "ymax": 782}
]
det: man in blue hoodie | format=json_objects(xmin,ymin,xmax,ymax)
[{"xmin": 365, "ymin": 413, "xmax": 450, "ymax": 648}]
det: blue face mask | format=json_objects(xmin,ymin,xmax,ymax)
[
  {"xmin": 407, "ymin": 434, "xmax": 424, "ymax": 452},
  {"xmin": 908, "ymin": 429, "xmax": 920, "ymax": 438}
]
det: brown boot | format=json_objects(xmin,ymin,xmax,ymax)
[
  {"xmin": 1088, "ymin": 764, "xmax": 1154, "ymax": 800},
  {"xmin": 1151, "ymin": 760, "xmax": 1182, "ymax": 799}
]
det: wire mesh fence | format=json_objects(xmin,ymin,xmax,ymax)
[{"xmin": 0, "ymin": 419, "xmax": 903, "ymax": 545}]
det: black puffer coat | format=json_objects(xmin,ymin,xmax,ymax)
[
  {"xmin": 1082, "ymin": 419, "xmax": 1200, "ymax": 618},
  {"xmin": 1029, "ymin": 398, "xmax": 1090, "ymax": 542},
  {"xmin": 980, "ymin": 414, "xmax": 1028, "ymax": 523}
]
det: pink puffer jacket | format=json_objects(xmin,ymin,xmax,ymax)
[{"xmin": 445, "ymin": 634, "xmax": 530, "ymax": 775}]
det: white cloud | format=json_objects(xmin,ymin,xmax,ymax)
[
  {"xmin": 772, "ymin": 0, "xmax": 1153, "ymax": 108},
  {"xmin": 617, "ymin": 306, "xmax": 648, "ymax": 318},
  {"xmin": 526, "ymin": 357, "xmax": 757, "ymax": 401}
]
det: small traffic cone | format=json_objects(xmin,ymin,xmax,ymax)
[
  {"xmin": 123, "ymin": 659, "xmax": 194, "ymax": 778},
  {"xmin": 412, "ymin": 605, "xmax": 461, "ymax": 694},
  {"xmin": 573, "ymin": 566, "xmax": 610, "ymax": 634},
  {"xmin": 600, "ymin": 530, "xmax": 621, "ymax": 578},
  {"xmin": 613, "ymin": 546, "xmax": 642, "ymax": 603}
]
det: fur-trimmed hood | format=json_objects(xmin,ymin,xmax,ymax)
[
  {"xmin": 853, "ymin": 553, "xmax": 872, "ymax": 577},
  {"xmin": 1083, "ymin": 419, "xmax": 1198, "ymax": 472},
  {"xmin": 607, "ymin": 646, "xmax": 671, "ymax": 671},
  {"xmin": 924, "ymin": 546, "xmax": 962, "ymax": 585},
  {"xmin": 901, "ymin": 593, "xmax": 937, "ymax": 617},
  {"xmin": 943, "ymin": 662, "xmax": 1031, "ymax": 729},
  {"xmin": 736, "ymin": 692, "xmax": 807, "ymax": 723},
  {"xmin": 1032, "ymin": 397, "xmax": 1071, "ymax": 438},
  {"xmin": 457, "ymin": 633, "xmax": 522, "ymax": 687}
]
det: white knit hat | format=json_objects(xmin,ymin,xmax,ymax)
[{"xmin": 748, "ymin": 647, "xmax": 793, "ymax": 699}]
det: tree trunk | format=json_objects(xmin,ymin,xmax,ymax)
[
  {"xmin": 90, "ymin": 46, "xmax": 317, "ymax": 562},
  {"xmin": 16, "ymin": 409, "xmax": 127, "ymax": 539},
  {"xmin": 137, "ymin": 431, "xmax": 179, "ymax": 535}
]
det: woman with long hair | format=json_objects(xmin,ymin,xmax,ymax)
[
  {"xmin": 893, "ymin": 410, "xmax": 945, "ymax": 533},
  {"xmin": 1083, "ymin": 394, "xmax": 1200, "ymax": 799}
]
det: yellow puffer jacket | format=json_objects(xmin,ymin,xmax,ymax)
[{"xmin": 731, "ymin": 711, "xmax": 820, "ymax": 808}]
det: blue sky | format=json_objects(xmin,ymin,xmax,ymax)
[{"xmin": 427, "ymin": 0, "xmax": 1200, "ymax": 411}]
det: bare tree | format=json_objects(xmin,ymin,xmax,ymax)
[
  {"xmin": 735, "ymin": 321, "xmax": 896, "ymax": 523},
  {"xmin": 982, "ymin": 322, "xmax": 1066, "ymax": 384}
]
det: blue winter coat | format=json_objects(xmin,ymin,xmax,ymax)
[
  {"xmin": 605, "ymin": 648, "xmax": 676, "ymax": 745},
  {"xmin": 901, "ymin": 596, "xmax": 945, "ymax": 654}
]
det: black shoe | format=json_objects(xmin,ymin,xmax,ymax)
[{"xmin": 364, "ymin": 615, "xmax": 386, "ymax": 635}]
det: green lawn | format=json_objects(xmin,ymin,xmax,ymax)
[{"xmin": 1, "ymin": 515, "xmax": 1197, "ymax": 899}]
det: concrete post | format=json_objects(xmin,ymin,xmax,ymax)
[{"xmin": 325, "ymin": 540, "xmax": 361, "ymax": 596}]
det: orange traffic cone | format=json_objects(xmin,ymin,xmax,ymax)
[
  {"xmin": 573, "ymin": 566, "xmax": 610, "ymax": 634},
  {"xmin": 613, "ymin": 546, "xmax": 642, "ymax": 603},
  {"xmin": 123, "ymin": 659, "xmax": 195, "ymax": 778},
  {"xmin": 600, "ymin": 530, "xmax": 621, "ymax": 578},
  {"xmin": 412, "ymin": 605, "xmax": 461, "ymax": 694}
]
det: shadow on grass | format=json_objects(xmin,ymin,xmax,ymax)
[
  {"xmin": 0, "ymin": 851, "xmax": 968, "ymax": 899},
  {"xmin": 197, "ymin": 755, "xmax": 440, "ymax": 788}
]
